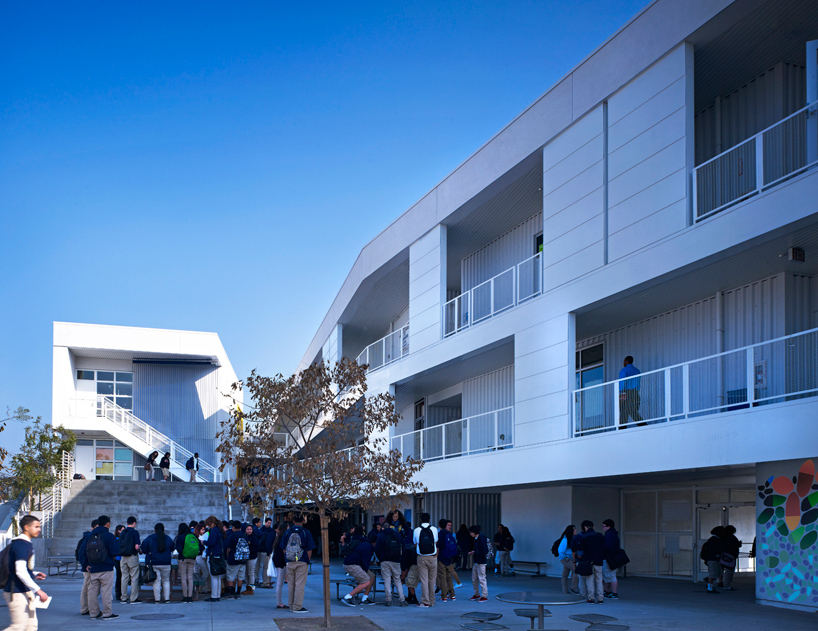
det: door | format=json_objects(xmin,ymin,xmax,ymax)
[
  {"xmin": 695, "ymin": 503, "xmax": 755, "ymax": 580},
  {"xmin": 75, "ymin": 444, "xmax": 95, "ymax": 480}
]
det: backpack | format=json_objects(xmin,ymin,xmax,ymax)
[
  {"xmin": 284, "ymin": 529, "xmax": 305, "ymax": 562},
  {"xmin": 340, "ymin": 539, "xmax": 360, "ymax": 557},
  {"xmin": 443, "ymin": 532, "xmax": 458, "ymax": 558},
  {"xmin": 418, "ymin": 525, "xmax": 435, "ymax": 555},
  {"xmin": 183, "ymin": 533, "xmax": 200, "ymax": 559},
  {"xmin": 0, "ymin": 543, "xmax": 11, "ymax": 588},
  {"xmin": 74, "ymin": 535, "xmax": 87, "ymax": 563},
  {"xmin": 233, "ymin": 536, "xmax": 250, "ymax": 562},
  {"xmin": 551, "ymin": 537, "xmax": 562, "ymax": 558},
  {"xmin": 387, "ymin": 531, "xmax": 403, "ymax": 560},
  {"xmin": 85, "ymin": 532, "xmax": 107, "ymax": 565},
  {"xmin": 504, "ymin": 536, "xmax": 514, "ymax": 551},
  {"xmin": 118, "ymin": 529, "xmax": 135, "ymax": 557}
]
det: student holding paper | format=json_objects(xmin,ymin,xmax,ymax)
[{"xmin": 3, "ymin": 514, "xmax": 48, "ymax": 630}]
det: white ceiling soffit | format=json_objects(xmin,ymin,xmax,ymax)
[{"xmin": 69, "ymin": 347, "xmax": 221, "ymax": 366}]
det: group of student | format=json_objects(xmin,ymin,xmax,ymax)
[
  {"xmin": 336, "ymin": 510, "xmax": 492, "ymax": 608},
  {"xmin": 700, "ymin": 525, "xmax": 742, "ymax": 593},
  {"xmin": 73, "ymin": 512, "xmax": 319, "ymax": 616},
  {"xmin": 555, "ymin": 519, "xmax": 624, "ymax": 604}
]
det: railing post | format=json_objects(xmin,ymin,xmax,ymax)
[
  {"xmin": 493, "ymin": 411, "xmax": 498, "ymax": 449},
  {"xmin": 682, "ymin": 364, "xmax": 690, "ymax": 417},
  {"xmin": 420, "ymin": 430, "xmax": 424, "ymax": 461},
  {"xmin": 442, "ymin": 427, "xmax": 446, "ymax": 459},
  {"xmin": 613, "ymin": 381, "xmax": 620, "ymax": 429},
  {"xmin": 746, "ymin": 348, "xmax": 755, "ymax": 405},
  {"xmin": 755, "ymin": 134, "xmax": 764, "ymax": 190},
  {"xmin": 691, "ymin": 168, "xmax": 698, "ymax": 224},
  {"xmin": 664, "ymin": 368, "xmax": 672, "ymax": 421},
  {"xmin": 466, "ymin": 419, "xmax": 470, "ymax": 455},
  {"xmin": 490, "ymin": 277, "xmax": 495, "ymax": 316}
]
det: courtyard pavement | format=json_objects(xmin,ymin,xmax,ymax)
[{"xmin": 3, "ymin": 559, "xmax": 815, "ymax": 630}]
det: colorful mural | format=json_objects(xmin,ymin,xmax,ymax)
[{"xmin": 757, "ymin": 459, "xmax": 818, "ymax": 605}]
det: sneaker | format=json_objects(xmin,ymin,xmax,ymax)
[
  {"xmin": 384, "ymin": 600, "xmax": 392, "ymax": 607},
  {"xmin": 81, "ymin": 612, "xmax": 90, "ymax": 615},
  {"xmin": 610, "ymin": 593, "xmax": 619, "ymax": 599},
  {"xmin": 205, "ymin": 598, "xmax": 220, "ymax": 602},
  {"xmin": 418, "ymin": 603, "xmax": 430, "ymax": 608},
  {"xmin": 341, "ymin": 597, "xmax": 356, "ymax": 607},
  {"xmin": 568, "ymin": 588, "xmax": 580, "ymax": 595},
  {"xmin": 292, "ymin": 607, "xmax": 309, "ymax": 613},
  {"xmin": 478, "ymin": 597, "xmax": 488, "ymax": 603},
  {"xmin": 235, "ymin": 594, "xmax": 241, "ymax": 600},
  {"xmin": 603, "ymin": 591, "xmax": 612, "ymax": 598},
  {"xmin": 587, "ymin": 599, "xmax": 595, "ymax": 603},
  {"xmin": 131, "ymin": 600, "xmax": 143, "ymax": 604},
  {"xmin": 454, "ymin": 582, "xmax": 464, "ymax": 588},
  {"xmin": 361, "ymin": 598, "xmax": 376, "ymax": 605},
  {"xmin": 399, "ymin": 600, "xmax": 408, "ymax": 607},
  {"xmin": 469, "ymin": 595, "xmax": 480, "ymax": 601},
  {"xmin": 102, "ymin": 614, "xmax": 120, "ymax": 621},
  {"xmin": 90, "ymin": 614, "xmax": 103, "ymax": 620},
  {"xmin": 596, "ymin": 600, "xmax": 604, "ymax": 604},
  {"xmin": 163, "ymin": 600, "xmax": 171, "ymax": 604},
  {"xmin": 449, "ymin": 595, "xmax": 456, "ymax": 600},
  {"xmin": 441, "ymin": 597, "xmax": 448, "ymax": 602},
  {"xmin": 242, "ymin": 588, "xmax": 254, "ymax": 595}
]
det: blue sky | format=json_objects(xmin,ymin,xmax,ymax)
[{"xmin": 0, "ymin": 0, "xmax": 648, "ymax": 451}]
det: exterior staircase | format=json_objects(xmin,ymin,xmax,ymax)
[{"xmin": 48, "ymin": 479, "xmax": 227, "ymax": 556}]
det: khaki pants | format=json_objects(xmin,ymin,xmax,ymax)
[
  {"xmin": 471, "ymin": 563, "xmax": 487, "ymax": 598},
  {"xmin": 120, "ymin": 555, "xmax": 141, "ymax": 602},
  {"xmin": 560, "ymin": 558, "xmax": 579, "ymax": 593},
  {"xmin": 380, "ymin": 560, "xmax": 404, "ymax": 603},
  {"xmin": 195, "ymin": 555, "xmax": 210, "ymax": 592},
  {"xmin": 584, "ymin": 565, "xmax": 604, "ymax": 602},
  {"xmin": 286, "ymin": 561, "xmax": 308, "ymax": 611},
  {"xmin": 437, "ymin": 561, "xmax": 455, "ymax": 598},
  {"xmin": 80, "ymin": 571, "xmax": 91, "ymax": 613},
  {"xmin": 88, "ymin": 570, "xmax": 115, "ymax": 617},
  {"xmin": 416, "ymin": 555, "xmax": 437, "ymax": 606},
  {"xmin": 256, "ymin": 552, "xmax": 270, "ymax": 586},
  {"xmin": 178, "ymin": 558, "xmax": 196, "ymax": 597},
  {"xmin": 245, "ymin": 558, "xmax": 257, "ymax": 588},
  {"xmin": 188, "ymin": 469, "xmax": 197, "ymax": 482},
  {"xmin": 3, "ymin": 591, "xmax": 38, "ymax": 631}
]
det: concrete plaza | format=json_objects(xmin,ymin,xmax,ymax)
[{"xmin": 3, "ymin": 559, "xmax": 815, "ymax": 631}]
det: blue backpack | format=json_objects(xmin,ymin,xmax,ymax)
[{"xmin": 443, "ymin": 532, "xmax": 458, "ymax": 558}]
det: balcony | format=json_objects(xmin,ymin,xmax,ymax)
[
  {"xmin": 390, "ymin": 407, "xmax": 513, "ymax": 462},
  {"xmin": 444, "ymin": 253, "xmax": 542, "ymax": 337},
  {"xmin": 694, "ymin": 100, "xmax": 818, "ymax": 221},
  {"xmin": 572, "ymin": 328, "xmax": 818, "ymax": 436},
  {"xmin": 356, "ymin": 325, "xmax": 409, "ymax": 373}
]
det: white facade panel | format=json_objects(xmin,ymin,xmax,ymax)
[
  {"xmin": 542, "ymin": 215, "xmax": 604, "ymax": 268},
  {"xmin": 462, "ymin": 365, "xmax": 514, "ymax": 417},
  {"xmin": 544, "ymin": 240, "xmax": 606, "ymax": 291},
  {"xmin": 608, "ymin": 76, "xmax": 686, "ymax": 152},
  {"xmin": 608, "ymin": 198, "xmax": 687, "ymax": 259},
  {"xmin": 409, "ymin": 226, "xmax": 446, "ymax": 353},
  {"xmin": 543, "ymin": 188, "xmax": 604, "ymax": 243},
  {"xmin": 608, "ymin": 108, "xmax": 686, "ymax": 180},
  {"xmin": 607, "ymin": 168, "xmax": 686, "ymax": 234},
  {"xmin": 543, "ymin": 133, "xmax": 603, "ymax": 196},
  {"xmin": 544, "ymin": 160, "xmax": 604, "ymax": 217},
  {"xmin": 608, "ymin": 138, "xmax": 687, "ymax": 209},
  {"xmin": 542, "ymin": 106, "xmax": 604, "ymax": 172}
]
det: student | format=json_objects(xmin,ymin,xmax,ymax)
[
  {"xmin": 271, "ymin": 523, "xmax": 288, "ymax": 609},
  {"xmin": 203, "ymin": 516, "xmax": 224, "ymax": 601},
  {"xmin": 113, "ymin": 525, "xmax": 124, "ymax": 601},
  {"xmin": 436, "ymin": 519, "xmax": 457, "ymax": 601},
  {"xmin": 497, "ymin": 525, "xmax": 515, "ymax": 577},
  {"xmin": 79, "ymin": 514, "xmax": 120, "ymax": 620},
  {"xmin": 193, "ymin": 523, "xmax": 211, "ymax": 596},
  {"xmin": 701, "ymin": 526, "xmax": 724, "ymax": 594},
  {"xmin": 340, "ymin": 525, "xmax": 376, "ymax": 606},
  {"xmin": 3, "ymin": 515, "xmax": 48, "ymax": 630},
  {"xmin": 175, "ymin": 523, "xmax": 199, "ymax": 603},
  {"xmin": 720, "ymin": 525, "xmax": 741, "ymax": 591},
  {"xmin": 142, "ymin": 523, "xmax": 174, "ymax": 604},
  {"xmin": 601, "ymin": 519, "xmax": 620, "ymax": 599},
  {"xmin": 558, "ymin": 525, "xmax": 580, "ymax": 595},
  {"xmin": 367, "ymin": 522, "xmax": 382, "ymax": 543},
  {"xmin": 145, "ymin": 451, "xmax": 158, "ymax": 482},
  {"xmin": 78, "ymin": 518, "xmax": 98, "ymax": 615},
  {"xmin": 256, "ymin": 517, "xmax": 273, "ymax": 588},
  {"xmin": 413, "ymin": 513, "xmax": 438, "ymax": 608},
  {"xmin": 185, "ymin": 453, "xmax": 199, "ymax": 482},
  {"xmin": 456, "ymin": 524, "xmax": 472, "ymax": 571},
  {"xmin": 119, "ymin": 516, "xmax": 141, "ymax": 604},
  {"xmin": 280, "ymin": 514, "xmax": 316, "ymax": 613},
  {"xmin": 578, "ymin": 520, "xmax": 605, "ymax": 604},
  {"xmin": 224, "ymin": 521, "xmax": 249, "ymax": 599},
  {"xmin": 375, "ymin": 519, "xmax": 407, "ymax": 606},
  {"xmin": 159, "ymin": 452, "xmax": 171, "ymax": 482},
  {"xmin": 468, "ymin": 525, "xmax": 489, "ymax": 602},
  {"xmin": 243, "ymin": 523, "xmax": 259, "ymax": 595}
]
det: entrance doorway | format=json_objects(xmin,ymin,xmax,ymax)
[{"xmin": 696, "ymin": 501, "xmax": 756, "ymax": 581}]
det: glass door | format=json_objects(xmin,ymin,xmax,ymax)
[{"xmin": 575, "ymin": 344, "xmax": 605, "ymax": 433}]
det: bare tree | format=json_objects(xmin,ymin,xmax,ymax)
[{"xmin": 217, "ymin": 358, "xmax": 425, "ymax": 628}]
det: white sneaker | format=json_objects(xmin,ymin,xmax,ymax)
[{"xmin": 454, "ymin": 582, "xmax": 464, "ymax": 588}]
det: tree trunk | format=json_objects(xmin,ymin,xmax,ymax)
[{"xmin": 321, "ymin": 514, "xmax": 332, "ymax": 628}]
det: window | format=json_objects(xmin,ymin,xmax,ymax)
[
  {"xmin": 535, "ymin": 233, "xmax": 543, "ymax": 253},
  {"xmin": 77, "ymin": 370, "xmax": 94, "ymax": 380},
  {"xmin": 87, "ymin": 440, "xmax": 133, "ymax": 480},
  {"xmin": 414, "ymin": 399, "xmax": 425, "ymax": 431},
  {"xmin": 94, "ymin": 371, "xmax": 134, "ymax": 410}
]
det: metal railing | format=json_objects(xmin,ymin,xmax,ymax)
[
  {"xmin": 572, "ymin": 327, "xmax": 818, "ymax": 436},
  {"xmin": 356, "ymin": 324, "xmax": 410, "ymax": 373},
  {"xmin": 444, "ymin": 253, "xmax": 542, "ymax": 337},
  {"xmin": 390, "ymin": 407, "xmax": 514, "ymax": 461},
  {"xmin": 694, "ymin": 100, "xmax": 818, "ymax": 220},
  {"xmin": 96, "ymin": 396, "xmax": 222, "ymax": 482}
]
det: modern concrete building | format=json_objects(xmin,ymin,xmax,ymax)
[
  {"xmin": 296, "ymin": 0, "xmax": 818, "ymax": 612},
  {"xmin": 52, "ymin": 322, "xmax": 241, "ymax": 483}
]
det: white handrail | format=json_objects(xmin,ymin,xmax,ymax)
[
  {"xmin": 390, "ymin": 406, "xmax": 514, "ymax": 461},
  {"xmin": 572, "ymin": 327, "xmax": 818, "ymax": 436},
  {"xmin": 444, "ymin": 253, "xmax": 542, "ymax": 337},
  {"xmin": 356, "ymin": 324, "xmax": 410, "ymax": 373},
  {"xmin": 96, "ymin": 396, "xmax": 222, "ymax": 482},
  {"xmin": 694, "ymin": 100, "xmax": 818, "ymax": 220}
]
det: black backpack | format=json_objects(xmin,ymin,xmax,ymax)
[
  {"xmin": 0, "ymin": 543, "xmax": 11, "ymax": 588},
  {"xmin": 74, "ymin": 535, "xmax": 86, "ymax": 563},
  {"xmin": 418, "ymin": 525, "xmax": 435, "ymax": 555},
  {"xmin": 551, "ymin": 537, "xmax": 562, "ymax": 558},
  {"xmin": 118, "ymin": 529, "xmax": 135, "ymax": 556},
  {"xmin": 386, "ymin": 530, "xmax": 403, "ymax": 560},
  {"xmin": 85, "ymin": 533, "xmax": 107, "ymax": 565}
]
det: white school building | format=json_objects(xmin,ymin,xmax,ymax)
[{"xmin": 295, "ymin": 0, "xmax": 818, "ymax": 612}]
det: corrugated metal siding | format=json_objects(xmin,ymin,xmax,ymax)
[
  {"xmin": 463, "ymin": 365, "xmax": 514, "ymax": 417},
  {"xmin": 785, "ymin": 274, "xmax": 813, "ymax": 335},
  {"xmin": 427, "ymin": 405, "xmax": 462, "ymax": 428},
  {"xmin": 578, "ymin": 275, "xmax": 786, "ymax": 379},
  {"xmin": 133, "ymin": 363, "xmax": 220, "ymax": 464},
  {"xmin": 694, "ymin": 62, "xmax": 806, "ymax": 165},
  {"xmin": 461, "ymin": 213, "xmax": 542, "ymax": 292},
  {"xmin": 424, "ymin": 492, "xmax": 501, "ymax": 535}
]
